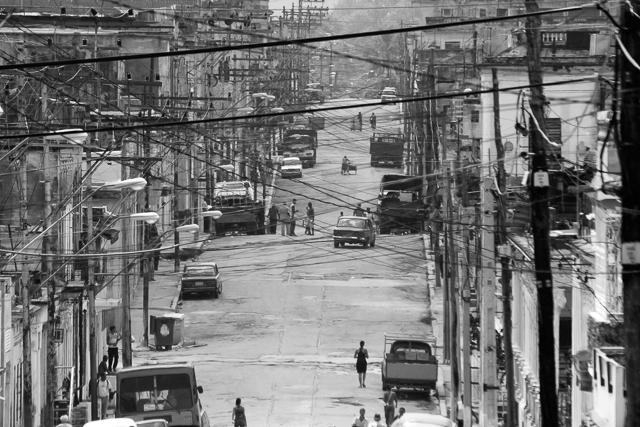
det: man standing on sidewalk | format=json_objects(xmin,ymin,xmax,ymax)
[
  {"xmin": 278, "ymin": 202, "xmax": 290, "ymax": 236},
  {"xmin": 97, "ymin": 372, "xmax": 112, "ymax": 419},
  {"xmin": 268, "ymin": 204, "xmax": 279, "ymax": 234},
  {"xmin": 290, "ymin": 199, "xmax": 298, "ymax": 236},
  {"xmin": 107, "ymin": 326, "xmax": 121, "ymax": 372}
]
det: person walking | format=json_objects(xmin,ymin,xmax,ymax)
[
  {"xmin": 290, "ymin": 199, "xmax": 298, "ymax": 236},
  {"xmin": 353, "ymin": 204, "xmax": 366, "ymax": 217},
  {"xmin": 370, "ymin": 113, "xmax": 377, "ymax": 130},
  {"xmin": 354, "ymin": 340, "xmax": 369, "ymax": 387},
  {"xmin": 106, "ymin": 326, "xmax": 121, "ymax": 372},
  {"xmin": 383, "ymin": 388, "xmax": 398, "ymax": 426},
  {"xmin": 357, "ymin": 112, "xmax": 363, "ymax": 131},
  {"xmin": 305, "ymin": 202, "xmax": 315, "ymax": 235},
  {"xmin": 278, "ymin": 202, "xmax": 290, "ymax": 236},
  {"xmin": 352, "ymin": 408, "xmax": 368, "ymax": 427},
  {"xmin": 342, "ymin": 156, "xmax": 350, "ymax": 175},
  {"xmin": 268, "ymin": 204, "xmax": 279, "ymax": 234},
  {"xmin": 97, "ymin": 372, "xmax": 112, "ymax": 419},
  {"xmin": 393, "ymin": 407, "xmax": 406, "ymax": 423},
  {"xmin": 232, "ymin": 398, "xmax": 247, "ymax": 427}
]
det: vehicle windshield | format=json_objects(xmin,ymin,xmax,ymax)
[
  {"xmin": 382, "ymin": 90, "xmax": 396, "ymax": 96},
  {"xmin": 216, "ymin": 182, "xmax": 247, "ymax": 190},
  {"xmin": 120, "ymin": 373, "xmax": 193, "ymax": 414},
  {"xmin": 337, "ymin": 218, "xmax": 366, "ymax": 228},
  {"xmin": 283, "ymin": 159, "xmax": 302, "ymax": 166}
]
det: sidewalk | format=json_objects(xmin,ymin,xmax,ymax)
[
  {"xmin": 422, "ymin": 234, "xmax": 450, "ymax": 418},
  {"xmin": 130, "ymin": 232, "xmax": 205, "ymax": 350}
]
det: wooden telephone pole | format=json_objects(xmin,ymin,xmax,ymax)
[
  {"xmin": 619, "ymin": 2, "xmax": 640, "ymax": 426},
  {"xmin": 524, "ymin": 0, "xmax": 558, "ymax": 425}
]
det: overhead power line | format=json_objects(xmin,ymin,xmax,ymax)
[
  {"xmin": 0, "ymin": 3, "xmax": 594, "ymax": 71},
  {"xmin": 0, "ymin": 76, "xmax": 593, "ymax": 141}
]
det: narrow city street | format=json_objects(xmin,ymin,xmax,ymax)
[{"xmin": 133, "ymin": 100, "xmax": 440, "ymax": 427}]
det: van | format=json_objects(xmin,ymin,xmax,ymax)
[{"xmin": 115, "ymin": 363, "xmax": 209, "ymax": 427}]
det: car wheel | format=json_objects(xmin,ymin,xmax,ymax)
[
  {"xmin": 340, "ymin": 242, "xmax": 345, "ymax": 247},
  {"xmin": 370, "ymin": 239, "xmax": 376, "ymax": 247},
  {"xmin": 363, "ymin": 241, "xmax": 369, "ymax": 248},
  {"xmin": 334, "ymin": 241, "xmax": 339, "ymax": 248}
]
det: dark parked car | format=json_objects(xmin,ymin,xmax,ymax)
[
  {"xmin": 333, "ymin": 216, "xmax": 376, "ymax": 248},
  {"xmin": 180, "ymin": 262, "xmax": 222, "ymax": 298}
]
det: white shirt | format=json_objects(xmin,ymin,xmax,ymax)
[
  {"xmin": 97, "ymin": 378, "xmax": 111, "ymax": 398},
  {"xmin": 353, "ymin": 416, "xmax": 369, "ymax": 427}
]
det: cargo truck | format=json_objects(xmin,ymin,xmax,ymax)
[
  {"xmin": 370, "ymin": 132, "xmax": 404, "ymax": 167},
  {"xmin": 377, "ymin": 174, "xmax": 425, "ymax": 234},
  {"xmin": 381, "ymin": 333, "xmax": 438, "ymax": 392}
]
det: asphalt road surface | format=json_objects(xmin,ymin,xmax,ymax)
[{"xmin": 138, "ymin": 99, "xmax": 439, "ymax": 427}]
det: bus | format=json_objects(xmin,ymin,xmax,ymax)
[{"xmin": 114, "ymin": 363, "xmax": 210, "ymax": 427}]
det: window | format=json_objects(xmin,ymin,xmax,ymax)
[
  {"xmin": 478, "ymin": 8, "xmax": 487, "ymax": 17},
  {"xmin": 497, "ymin": 8, "xmax": 509, "ymax": 17},
  {"xmin": 441, "ymin": 8, "xmax": 453, "ymax": 16},
  {"xmin": 542, "ymin": 32, "xmax": 567, "ymax": 45},
  {"xmin": 444, "ymin": 41, "xmax": 462, "ymax": 50}
]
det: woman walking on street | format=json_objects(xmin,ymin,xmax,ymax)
[
  {"xmin": 354, "ymin": 340, "xmax": 369, "ymax": 388},
  {"xmin": 232, "ymin": 398, "xmax": 247, "ymax": 427},
  {"xmin": 305, "ymin": 202, "xmax": 315, "ymax": 235}
]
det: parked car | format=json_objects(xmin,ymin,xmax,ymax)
[
  {"xmin": 281, "ymin": 157, "xmax": 303, "ymax": 178},
  {"xmin": 181, "ymin": 262, "xmax": 222, "ymax": 298},
  {"xmin": 382, "ymin": 333, "xmax": 438, "ymax": 392},
  {"xmin": 333, "ymin": 216, "xmax": 376, "ymax": 248}
]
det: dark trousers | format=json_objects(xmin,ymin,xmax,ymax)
[
  {"xmin": 290, "ymin": 220, "xmax": 296, "ymax": 235},
  {"xmin": 108, "ymin": 347, "xmax": 119, "ymax": 371},
  {"xmin": 269, "ymin": 218, "xmax": 278, "ymax": 234}
]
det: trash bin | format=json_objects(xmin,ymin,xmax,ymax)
[{"xmin": 150, "ymin": 313, "xmax": 185, "ymax": 350}]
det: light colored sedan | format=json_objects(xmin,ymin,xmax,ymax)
[{"xmin": 390, "ymin": 413, "xmax": 455, "ymax": 427}]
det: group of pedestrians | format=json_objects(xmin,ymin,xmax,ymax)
[
  {"xmin": 351, "ymin": 112, "xmax": 376, "ymax": 131},
  {"xmin": 267, "ymin": 199, "xmax": 315, "ymax": 236}
]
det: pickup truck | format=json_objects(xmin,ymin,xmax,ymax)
[{"xmin": 381, "ymin": 334, "xmax": 438, "ymax": 392}]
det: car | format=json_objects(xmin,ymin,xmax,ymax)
[
  {"xmin": 333, "ymin": 216, "xmax": 376, "ymax": 248},
  {"xmin": 381, "ymin": 87, "xmax": 397, "ymax": 103},
  {"xmin": 281, "ymin": 157, "xmax": 303, "ymax": 178},
  {"xmin": 390, "ymin": 413, "xmax": 455, "ymax": 427},
  {"xmin": 180, "ymin": 262, "xmax": 223, "ymax": 298}
]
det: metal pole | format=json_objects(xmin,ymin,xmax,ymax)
[{"xmin": 121, "ymin": 139, "xmax": 132, "ymax": 367}]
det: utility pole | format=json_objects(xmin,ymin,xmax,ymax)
[
  {"xmin": 121, "ymin": 138, "xmax": 132, "ymax": 367},
  {"xmin": 619, "ymin": 3, "xmax": 640, "ymax": 426},
  {"xmin": 524, "ymin": 0, "xmax": 558, "ymax": 425},
  {"xmin": 86, "ymin": 152, "xmax": 98, "ymax": 421},
  {"xmin": 446, "ymin": 163, "xmax": 460, "ymax": 425},
  {"xmin": 21, "ymin": 148, "xmax": 33, "ymax": 427},
  {"xmin": 480, "ymin": 176, "xmax": 498, "ymax": 427},
  {"xmin": 460, "ymin": 207, "xmax": 473, "ymax": 427},
  {"xmin": 492, "ymin": 68, "xmax": 517, "ymax": 427},
  {"xmin": 42, "ymin": 79, "xmax": 57, "ymax": 427}
]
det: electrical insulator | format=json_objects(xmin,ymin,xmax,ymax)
[
  {"xmin": 127, "ymin": 72, "xmax": 132, "ymax": 80},
  {"xmin": 82, "ymin": 38, "xmax": 88, "ymax": 46},
  {"xmin": 117, "ymin": 38, "xmax": 122, "ymax": 47}
]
